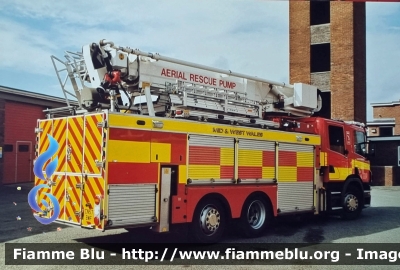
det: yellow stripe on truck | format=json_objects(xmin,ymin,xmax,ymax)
[
  {"xmin": 262, "ymin": 167, "xmax": 275, "ymax": 179},
  {"xmin": 179, "ymin": 165, "xmax": 187, "ymax": 184},
  {"xmin": 108, "ymin": 140, "xmax": 151, "ymax": 163},
  {"xmin": 108, "ymin": 114, "xmax": 321, "ymax": 146},
  {"xmin": 352, "ymin": 159, "xmax": 371, "ymax": 171},
  {"xmin": 238, "ymin": 149, "xmax": 262, "ymax": 166},
  {"xmin": 297, "ymin": 152, "xmax": 314, "ymax": 167},
  {"xmin": 278, "ymin": 166, "xmax": 297, "ymax": 182},
  {"xmin": 329, "ymin": 167, "xmax": 352, "ymax": 181},
  {"xmin": 188, "ymin": 165, "xmax": 220, "ymax": 179},
  {"xmin": 220, "ymin": 148, "xmax": 234, "ymax": 166},
  {"xmin": 151, "ymin": 143, "xmax": 171, "ymax": 163},
  {"xmin": 320, "ymin": 152, "xmax": 327, "ymax": 167}
]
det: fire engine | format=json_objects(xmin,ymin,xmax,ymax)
[{"xmin": 33, "ymin": 39, "xmax": 372, "ymax": 243}]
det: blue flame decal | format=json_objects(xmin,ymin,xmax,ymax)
[
  {"xmin": 28, "ymin": 184, "xmax": 60, "ymax": 224},
  {"xmin": 45, "ymin": 156, "xmax": 58, "ymax": 181},
  {"xmin": 33, "ymin": 134, "xmax": 59, "ymax": 180},
  {"xmin": 29, "ymin": 134, "xmax": 60, "ymax": 225}
]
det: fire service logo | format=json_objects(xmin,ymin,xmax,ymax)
[{"xmin": 28, "ymin": 134, "xmax": 60, "ymax": 225}]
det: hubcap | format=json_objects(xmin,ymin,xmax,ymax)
[
  {"xmin": 345, "ymin": 194, "xmax": 359, "ymax": 212},
  {"xmin": 199, "ymin": 205, "xmax": 221, "ymax": 235},
  {"xmin": 247, "ymin": 200, "xmax": 266, "ymax": 229}
]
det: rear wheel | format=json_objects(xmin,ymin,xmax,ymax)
[
  {"xmin": 190, "ymin": 199, "xmax": 226, "ymax": 243},
  {"xmin": 341, "ymin": 187, "xmax": 362, "ymax": 220},
  {"xmin": 240, "ymin": 196, "xmax": 272, "ymax": 238}
]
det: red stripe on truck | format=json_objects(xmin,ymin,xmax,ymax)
[{"xmin": 108, "ymin": 162, "xmax": 159, "ymax": 184}]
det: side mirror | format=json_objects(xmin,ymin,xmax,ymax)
[{"xmin": 355, "ymin": 142, "xmax": 375, "ymax": 159}]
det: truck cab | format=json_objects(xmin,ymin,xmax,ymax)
[{"xmin": 295, "ymin": 117, "xmax": 372, "ymax": 219}]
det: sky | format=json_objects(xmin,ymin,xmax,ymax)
[{"xmin": 0, "ymin": 0, "xmax": 399, "ymax": 121}]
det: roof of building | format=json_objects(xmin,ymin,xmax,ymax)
[
  {"xmin": 0, "ymin": 85, "xmax": 78, "ymax": 107},
  {"xmin": 368, "ymin": 136, "xmax": 400, "ymax": 142},
  {"xmin": 371, "ymin": 100, "xmax": 400, "ymax": 107},
  {"xmin": 366, "ymin": 118, "xmax": 395, "ymax": 126}
]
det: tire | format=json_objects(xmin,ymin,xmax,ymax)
[
  {"xmin": 240, "ymin": 196, "xmax": 272, "ymax": 238},
  {"xmin": 190, "ymin": 199, "xmax": 226, "ymax": 244},
  {"xmin": 341, "ymin": 187, "xmax": 362, "ymax": 220}
]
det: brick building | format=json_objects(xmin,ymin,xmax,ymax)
[
  {"xmin": 366, "ymin": 100, "xmax": 400, "ymax": 186},
  {"xmin": 287, "ymin": 1, "xmax": 400, "ymax": 185},
  {"xmin": 289, "ymin": 0, "xmax": 366, "ymax": 123},
  {"xmin": 368, "ymin": 100, "xmax": 400, "ymax": 137},
  {"xmin": 0, "ymin": 86, "xmax": 75, "ymax": 185}
]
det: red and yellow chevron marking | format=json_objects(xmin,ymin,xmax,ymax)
[
  {"xmin": 63, "ymin": 175, "xmax": 82, "ymax": 224},
  {"xmin": 81, "ymin": 176, "xmax": 105, "ymax": 229},
  {"xmin": 188, "ymin": 146, "xmax": 234, "ymax": 180},
  {"xmin": 35, "ymin": 119, "xmax": 53, "ymax": 209},
  {"xmin": 83, "ymin": 114, "xmax": 103, "ymax": 175},
  {"xmin": 37, "ymin": 119, "xmax": 52, "ymax": 157},
  {"xmin": 52, "ymin": 175, "xmax": 65, "ymax": 220},
  {"xmin": 238, "ymin": 149, "xmax": 275, "ymax": 180},
  {"xmin": 36, "ymin": 119, "xmax": 53, "ymax": 177},
  {"xmin": 67, "ymin": 116, "xmax": 84, "ymax": 173},
  {"xmin": 33, "ymin": 177, "xmax": 47, "ymax": 210},
  {"xmin": 52, "ymin": 118, "xmax": 67, "ymax": 172},
  {"xmin": 32, "ymin": 175, "xmax": 63, "ymax": 220},
  {"xmin": 101, "ymin": 124, "xmax": 107, "ymax": 179}
]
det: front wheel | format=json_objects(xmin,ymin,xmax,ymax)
[
  {"xmin": 240, "ymin": 196, "xmax": 272, "ymax": 238},
  {"xmin": 190, "ymin": 199, "xmax": 226, "ymax": 243},
  {"xmin": 341, "ymin": 187, "xmax": 362, "ymax": 220}
]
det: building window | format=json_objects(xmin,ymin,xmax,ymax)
[
  {"xmin": 310, "ymin": 1, "xmax": 330, "ymax": 25},
  {"xmin": 379, "ymin": 127, "xmax": 393, "ymax": 137},
  {"xmin": 18, "ymin": 145, "xmax": 30, "ymax": 152},
  {"xmin": 4, "ymin": 144, "xmax": 13, "ymax": 152},
  {"xmin": 329, "ymin": 125, "xmax": 345, "ymax": 155},
  {"xmin": 311, "ymin": 43, "xmax": 331, "ymax": 73}
]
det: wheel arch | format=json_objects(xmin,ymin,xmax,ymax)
[
  {"xmin": 192, "ymin": 192, "xmax": 232, "ymax": 220},
  {"xmin": 240, "ymin": 191, "xmax": 273, "ymax": 217},
  {"xmin": 343, "ymin": 175, "xmax": 364, "ymax": 193},
  {"xmin": 343, "ymin": 176, "xmax": 364, "ymax": 207}
]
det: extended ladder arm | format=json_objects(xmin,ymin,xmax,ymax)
[{"xmin": 51, "ymin": 39, "xmax": 322, "ymax": 127}]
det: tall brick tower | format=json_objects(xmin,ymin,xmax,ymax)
[{"xmin": 289, "ymin": 0, "xmax": 366, "ymax": 123}]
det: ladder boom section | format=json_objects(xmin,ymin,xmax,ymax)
[{"xmin": 51, "ymin": 39, "xmax": 322, "ymax": 128}]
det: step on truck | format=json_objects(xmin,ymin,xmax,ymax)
[{"xmin": 32, "ymin": 40, "xmax": 372, "ymax": 243}]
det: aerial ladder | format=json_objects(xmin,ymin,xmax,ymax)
[{"xmin": 50, "ymin": 39, "xmax": 322, "ymax": 127}]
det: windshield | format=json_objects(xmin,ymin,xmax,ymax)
[{"xmin": 354, "ymin": 130, "xmax": 366, "ymax": 156}]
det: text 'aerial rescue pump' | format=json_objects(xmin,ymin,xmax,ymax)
[{"xmin": 33, "ymin": 39, "xmax": 372, "ymax": 243}]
